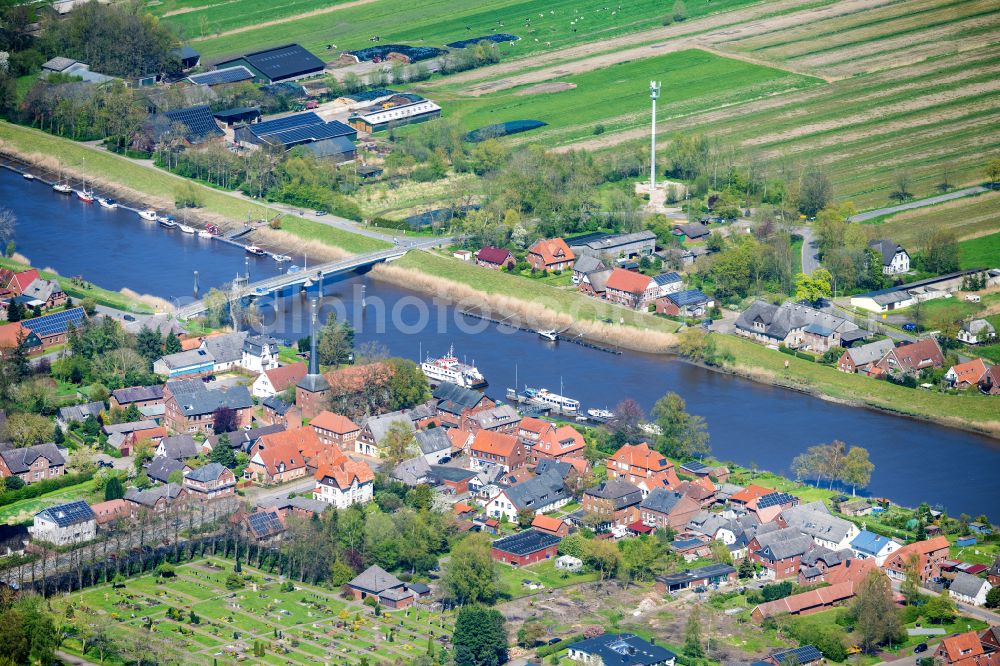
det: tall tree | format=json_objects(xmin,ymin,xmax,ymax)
[
  {"xmin": 452, "ymin": 606, "xmax": 508, "ymax": 666},
  {"xmin": 104, "ymin": 475, "xmax": 125, "ymax": 501},
  {"xmin": 212, "ymin": 407, "xmax": 237, "ymax": 434},
  {"xmin": 684, "ymin": 605, "xmax": 704, "ymax": 657},
  {"xmin": 652, "ymin": 392, "xmax": 710, "ymax": 459},
  {"xmin": 842, "ymin": 446, "xmax": 874, "ymax": 495},
  {"xmin": 442, "ymin": 534, "xmax": 500, "ymax": 605},
  {"xmin": 381, "ymin": 421, "xmax": 417, "ymax": 468},
  {"xmin": 794, "ymin": 268, "xmax": 833, "ymax": 304},
  {"xmin": 317, "ymin": 316, "xmax": 354, "ymax": 366},
  {"xmin": 923, "ymin": 230, "xmax": 959, "ymax": 274},
  {"xmin": 798, "ymin": 168, "xmax": 833, "ymax": 217},
  {"xmin": 851, "ymin": 570, "xmax": 902, "ymax": 652},
  {"xmin": 209, "ymin": 436, "xmax": 237, "ymax": 468}
]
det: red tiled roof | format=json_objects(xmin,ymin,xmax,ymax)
[
  {"xmin": 310, "ymin": 410, "xmax": 360, "ymax": 434},
  {"xmin": 606, "ymin": 267, "xmax": 653, "ymax": 295},
  {"xmin": 730, "ymin": 484, "xmax": 776, "ymax": 504},
  {"xmin": 950, "ymin": 358, "xmax": 989, "ymax": 386},
  {"xmin": 886, "ymin": 338, "xmax": 945, "ymax": 372},
  {"xmin": 264, "ymin": 362, "xmax": 307, "ymax": 392},
  {"xmin": 476, "ymin": 246, "xmax": 513, "ymax": 265},
  {"xmin": 252, "ymin": 435, "xmax": 307, "ymax": 476},
  {"xmin": 531, "ymin": 515, "xmax": 565, "ymax": 532},
  {"xmin": 940, "ymin": 632, "xmax": 985, "ymax": 663},
  {"xmin": 446, "ymin": 428, "xmax": 473, "ymax": 451},
  {"xmin": 0, "ymin": 323, "xmax": 35, "ymax": 349},
  {"xmin": 518, "ymin": 417, "xmax": 553, "ymax": 436},
  {"xmin": 453, "ymin": 502, "xmax": 474, "ymax": 514},
  {"xmin": 315, "ymin": 456, "xmax": 374, "ymax": 489},
  {"xmin": 528, "ymin": 238, "xmax": 575, "ymax": 266},
  {"xmin": 471, "ymin": 430, "xmax": 519, "ymax": 457},
  {"xmin": 753, "ymin": 581, "xmax": 855, "ymax": 618},
  {"xmin": 258, "ymin": 426, "xmax": 325, "ymax": 462},
  {"xmin": 536, "ymin": 425, "xmax": 585, "ymax": 457},
  {"xmin": 10, "ymin": 269, "xmax": 39, "ymax": 294}
]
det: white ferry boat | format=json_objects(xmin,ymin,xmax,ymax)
[
  {"xmin": 587, "ymin": 408, "xmax": 614, "ymax": 420},
  {"xmin": 421, "ymin": 346, "xmax": 487, "ymax": 389},
  {"xmin": 524, "ymin": 386, "xmax": 580, "ymax": 414}
]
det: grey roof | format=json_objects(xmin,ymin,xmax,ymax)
[
  {"xmin": 0, "ymin": 443, "xmax": 65, "ymax": 474},
  {"xmin": 158, "ymin": 348, "xmax": 214, "ymax": 370},
  {"xmin": 415, "ymin": 428, "xmax": 451, "ymax": 456},
  {"xmin": 35, "ymin": 500, "xmax": 95, "ymax": 527},
  {"xmin": 432, "ymin": 382, "xmax": 485, "ymax": 414},
  {"xmin": 962, "ymin": 318, "xmax": 995, "ymax": 335},
  {"xmin": 845, "ymin": 339, "xmax": 895, "ymax": 366},
  {"xmin": 304, "ymin": 135, "xmax": 356, "ymax": 159},
  {"xmin": 262, "ymin": 395, "xmax": 292, "ymax": 415},
  {"xmin": 102, "ymin": 419, "xmax": 160, "ymax": 435},
  {"xmin": 297, "ymin": 373, "xmax": 330, "ymax": 392},
  {"xmin": 503, "ymin": 469, "xmax": 569, "ymax": 511},
  {"xmin": 869, "ymin": 239, "xmax": 907, "ymax": 267},
  {"xmin": 267, "ymin": 495, "xmax": 330, "ymax": 515},
  {"xmin": 569, "ymin": 633, "xmax": 675, "ymax": 666},
  {"xmin": 533, "ymin": 459, "xmax": 574, "ymax": 480},
  {"xmin": 754, "ymin": 526, "xmax": 815, "ymax": 560},
  {"xmin": 736, "ymin": 300, "xmax": 857, "ymax": 340},
  {"xmin": 641, "ymin": 488, "xmax": 688, "ymax": 515},
  {"xmin": 349, "ymin": 565, "xmax": 403, "ymax": 594},
  {"xmin": 469, "ymin": 404, "xmax": 520, "ymax": 430},
  {"xmin": 391, "ymin": 456, "xmax": 431, "ymax": 486},
  {"xmin": 584, "ymin": 268, "xmax": 613, "ymax": 292},
  {"xmin": 677, "ymin": 222, "xmax": 710, "ymax": 238},
  {"xmin": 572, "ymin": 255, "xmax": 605, "ymax": 274},
  {"xmin": 207, "ymin": 424, "xmax": 286, "ymax": 452},
  {"xmin": 780, "ymin": 504, "xmax": 854, "ymax": 544},
  {"xmin": 571, "ymin": 230, "xmax": 657, "ymax": 252},
  {"xmin": 201, "ymin": 332, "xmax": 247, "ymax": 364},
  {"xmin": 58, "ymin": 401, "xmax": 104, "ymax": 423},
  {"xmin": 42, "ymin": 56, "xmax": 78, "ymax": 72},
  {"xmin": 362, "ymin": 411, "xmax": 414, "ymax": 444},
  {"xmin": 106, "ymin": 432, "xmax": 127, "ymax": 451},
  {"xmin": 243, "ymin": 334, "xmax": 278, "ymax": 357},
  {"xmin": 165, "ymin": 379, "xmax": 252, "ymax": 417},
  {"xmin": 429, "ymin": 465, "xmax": 476, "ymax": 483},
  {"xmin": 185, "ymin": 462, "xmax": 228, "ymax": 483},
  {"xmin": 112, "ymin": 385, "xmax": 164, "ymax": 405},
  {"xmin": 147, "ymin": 457, "xmax": 186, "ymax": 483},
  {"xmin": 950, "ymin": 571, "xmax": 989, "ymax": 598},
  {"xmin": 585, "ymin": 479, "xmax": 643, "ymax": 509},
  {"xmin": 687, "ymin": 511, "xmax": 728, "ymax": 538},
  {"xmin": 800, "ymin": 545, "xmax": 850, "ymax": 568},
  {"xmin": 125, "ymin": 483, "xmax": 184, "ymax": 507},
  {"xmin": 22, "ymin": 278, "xmax": 60, "ymax": 302},
  {"xmin": 157, "ymin": 434, "xmax": 200, "ymax": 460}
]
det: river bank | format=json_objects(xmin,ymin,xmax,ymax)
[{"xmin": 2, "ymin": 122, "xmax": 998, "ymax": 441}]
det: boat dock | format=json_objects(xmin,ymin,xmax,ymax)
[
  {"xmin": 458, "ymin": 309, "xmax": 621, "ymax": 355},
  {"xmin": 505, "ymin": 388, "xmax": 580, "ymax": 417}
]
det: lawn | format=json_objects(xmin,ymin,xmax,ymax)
[
  {"xmin": 959, "ymin": 231, "xmax": 1000, "ymax": 269},
  {"xmin": 53, "ymin": 556, "xmax": 454, "ymax": 666},
  {"xmin": 0, "ymin": 256, "xmax": 155, "ymax": 313},
  {"xmin": 167, "ymin": 0, "xmax": 765, "ymax": 60},
  {"xmin": 0, "ymin": 479, "xmax": 100, "ymax": 525},
  {"xmin": 430, "ymin": 49, "xmax": 821, "ymax": 144},
  {"xmin": 0, "ymin": 122, "xmax": 387, "ymax": 255},
  {"xmin": 496, "ymin": 558, "xmax": 600, "ymax": 599}
]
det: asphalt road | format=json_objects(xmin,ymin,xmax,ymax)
[
  {"xmin": 246, "ymin": 476, "xmax": 318, "ymax": 507},
  {"xmin": 848, "ymin": 186, "xmax": 989, "ymax": 223},
  {"xmin": 797, "ymin": 225, "xmax": 819, "ymax": 275}
]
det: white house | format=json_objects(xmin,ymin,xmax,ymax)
[
  {"xmin": 556, "ymin": 555, "xmax": 582, "ymax": 571},
  {"xmin": 29, "ymin": 500, "xmax": 96, "ymax": 546},
  {"xmin": 242, "ymin": 335, "xmax": 280, "ymax": 373},
  {"xmin": 780, "ymin": 503, "xmax": 859, "ymax": 550},
  {"xmin": 949, "ymin": 572, "xmax": 991, "ymax": 606},
  {"xmin": 313, "ymin": 459, "xmax": 374, "ymax": 509},
  {"xmin": 567, "ymin": 633, "xmax": 676, "ymax": 666},
  {"xmin": 869, "ymin": 239, "xmax": 910, "ymax": 275},
  {"xmin": 849, "ymin": 530, "xmax": 902, "ymax": 566},
  {"xmin": 957, "ymin": 319, "xmax": 996, "ymax": 345},
  {"xmin": 483, "ymin": 469, "xmax": 571, "ymax": 522},
  {"xmin": 200, "ymin": 332, "xmax": 247, "ymax": 373}
]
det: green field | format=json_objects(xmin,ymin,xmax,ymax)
[
  {"xmin": 960, "ymin": 231, "xmax": 1000, "ymax": 269},
  {"xmin": 0, "ymin": 479, "xmax": 100, "ymax": 525},
  {"xmin": 54, "ymin": 556, "xmax": 453, "ymax": 665},
  {"xmin": 430, "ymin": 49, "xmax": 821, "ymax": 143},
  {"xmin": 158, "ymin": 0, "xmax": 764, "ymax": 60},
  {"xmin": 496, "ymin": 559, "xmax": 599, "ymax": 599}
]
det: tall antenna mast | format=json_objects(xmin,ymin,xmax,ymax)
[{"xmin": 649, "ymin": 80, "xmax": 661, "ymax": 191}]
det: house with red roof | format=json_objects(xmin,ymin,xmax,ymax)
[
  {"xmin": 604, "ymin": 268, "xmax": 658, "ymax": 309},
  {"xmin": 517, "ymin": 416, "xmax": 554, "ymax": 444},
  {"xmin": 945, "ymin": 358, "xmax": 990, "ymax": 389},
  {"xmin": 309, "ymin": 410, "xmax": 361, "ymax": 450},
  {"xmin": 936, "ymin": 631, "xmax": 1000, "ymax": 666},
  {"xmin": 875, "ymin": 338, "xmax": 945, "ymax": 376},
  {"xmin": 246, "ymin": 431, "xmax": 311, "ymax": 484},
  {"xmin": 527, "ymin": 237, "xmax": 575, "ymax": 272},
  {"xmin": 313, "ymin": 450, "xmax": 374, "ymax": 508},
  {"xmin": 5, "ymin": 269, "xmax": 39, "ymax": 295},
  {"xmin": 531, "ymin": 425, "xmax": 585, "ymax": 462},
  {"xmin": 882, "ymin": 536, "xmax": 951, "ymax": 583},
  {"xmin": 729, "ymin": 484, "xmax": 777, "ymax": 508},
  {"xmin": 751, "ymin": 580, "xmax": 857, "ymax": 621},
  {"xmin": 475, "ymin": 246, "xmax": 516, "ymax": 270},
  {"xmin": 470, "ymin": 430, "xmax": 527, "ymax": 472},
  {"xmin": 252, "ymin": 362, "xmax": 307, "ymax": 398},
  {"xmin": 532, "ymin": 514, "xmax": 570, "ymax": 537},
  {"xmin": 606, "ymin": 442, "xmax": 680, "ymax": 496}
]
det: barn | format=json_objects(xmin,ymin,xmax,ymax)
[{"xmin": 491, "ymin": 530, "xmax": 561, "ymax": 566}]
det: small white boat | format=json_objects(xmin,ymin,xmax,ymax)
[
  {"xmin": 138, "ymin": 209, "xmax": 158, "ymax": 221},
  {"xmin": 159, "ymin": 216, "xmax": 177, "ymax": 229},
  {"xmin": 178, "ymin": 224, "xmax": 195, "ymax": 234},
  {"xmin": 587, "ymin": 408, "xmax": 615, "ymax": 420},
  {"xmin": 76, "ymin": 189, "xmax": 95, "ymax": 203},
  {"xmin": 198, "ymin": 230, "xmax": 213, "ymax": 239},
  {"xmin": 53, "ymin": 182, "xmax": 72, "ymax": 194},
  {"xmin": 273, "ymin": 254, "xmax": 291, "ymax": 262},
  {"xmin": 22, "ymin": 173, "xmax": 34, "ymax": 180},
  {"xmin": 286, "ymin": 264, "xmax": 301, "ymax": 274},
  {"xmin": 537, "ymin": 329, "xmax": 559, "ymax": 342},
  {"xmin": 98, "ymin": 197, "xmax": 118, "ymax": 209},
  {"xmin": 246, "ymin": 244, "xmax": 266, "ymax": 256}
]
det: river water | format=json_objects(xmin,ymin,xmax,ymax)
[{"xmin": 3, "ymin": 167, "xmax": 997, "ymax": 519}]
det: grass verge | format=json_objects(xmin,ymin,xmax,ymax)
[{"xmin": 0, "ymin": 256, "xmax": 154, "ymax": 313}]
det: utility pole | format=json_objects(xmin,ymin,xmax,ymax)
[{"xmin": 649, "ymin": 80, "xmax": 661, "ymax": 191}]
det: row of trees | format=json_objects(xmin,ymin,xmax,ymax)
[{"xmin": 790, "ymin": 440, "xmax": 874, "ymax": 494}]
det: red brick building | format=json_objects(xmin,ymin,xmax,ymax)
[
  {"xmin": 527, "ymin": 238, "xmax": 575, "ymax": 272},
  {"xmin": 475, "ymin": 246, "xmax": 516, "ymax": 270},
  {"xmin": 491, "ymin": 530, "xmax": 561, "ymax": 566},
  {"xmin": 604, "ymin": 268, "xmax": 657, "ymax": 309},
  {"xmin": 310, "ymin": 410, "xmax": 361, "ymax": 450},
  {"xmin": 882, "ymin": 536, "xmax": 951, "ymax": 584},
  {"xmin": 470, "ymin": 430, "xmax": 527, "ymax": 472}
]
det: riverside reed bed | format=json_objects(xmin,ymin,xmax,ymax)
[
  {"xmin": 160, "ymin": 0, "xmax": 763, "ymax": 60},
  {"xmin": 54, "ymin": 556, "xmax": 454, "ymax": 666}
]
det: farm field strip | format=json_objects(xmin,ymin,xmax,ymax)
[
  {"xmin": 873, "ymin": 192, "xmax": 1000, "ymax": 247},
  {"xmin": 959, "ymin": 232, "xmax": 1000, "ymax": 269}
]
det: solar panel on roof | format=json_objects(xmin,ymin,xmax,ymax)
[
  {"xmin": 22, "ymin": 308, "xmax": 85, "ymax": 338},
  {"xmin": 248, "ymin": 511, "xmax": 283, "ymax": 536},
  {"xmin": 775, "ymin": 646, "xmax": 823, "ymax": 665},
  {"xmin": 187, "ymin": 66, "xmax": 254, "ymax": 86},
  {"xmin": 756, "ymin": 492, "xmax": 796, "ymax": 509},
  {"xmin": 251, "ymin": 112, "xmax": 323, "ymax": 137},
  {"xmin": 43, "ymin": 500, "xmax": 95, "ymax": 527},
  {"xmin": 164, "ymin": 105, "xmax": 224, "ymax": 140},
  {"xmin": 266, "ymin": 120, "xmax": 355, "ymax": 146},
  {"xmin": 682, "ymin": 460, "xmax": 709, "ymax": 472}
]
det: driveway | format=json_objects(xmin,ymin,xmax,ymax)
[
  {"xmin": 848, "ymin": 186, "xmax": 988, "ymax": 223},
  {"xmin": 245, "ymin": 476, "xmax": 318, "ymax": 507},
  {"xmin": 797, "ymin": 225, "xmax": 820, "ymax": 275}
]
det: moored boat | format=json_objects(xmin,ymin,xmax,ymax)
[
  {"xmin": 421, "ymin": 346, "xmax": 487, "ymax": 389},
  {"xmin": 22, "ymin": 173, "xmax": 34, "ymax": 180},
  {"xmin": 138, "ymin": 209, "xmax": 158, "ymax": 221},
  {"xmin": 98, "ymin": 197, "xmax": 118, "ymax": 209},
  {"xmin": 246, "ymin": 244, "xmax": 266, "ymax": 256},
  {"xmin": 538, "ymin": 329, "xmax": 559, "ymax": 341},
  {"xmin": 273, "ymin": 254, "xmax": 291, "ymax": 262},
  {"xmin": 198, "ymin": 230, "xmax": 213, "ymax": 239},
  {"xmin": 587, "ymin": 408, "xmax": 614, "ymax": 420},
  {"xmin": 159, "ymin": 215, "xmax": 177, "ymax": 229},
  {"xmin": 523, "ymin": 386, "xmax": 579, "ymax": 414},
  {"xmin": 76, "ymin": 189, "xmax": 95, "ymax": 203},
  {"xmin": 178, "ymin": 224, "xmax": 195, "ymax": 234},
  {"xmin": 52, "ymin": 182, "xmax": 72, "ymax": 194}
]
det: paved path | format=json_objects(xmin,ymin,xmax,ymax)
[
  {"xmin": 56, "ymin": 650, "xmax": 102, "ymax": 666},
  {"xmin": 796, "ymin": 225, "xmax": 820, "ymax": 274},
  {"xmin": 848, "ymin": 186, "xmax": 988, "ymax": 223}
]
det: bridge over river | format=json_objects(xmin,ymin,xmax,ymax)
[{"xmin": 174, "ymin": 247, "xmax": 407, "ymax": 319}]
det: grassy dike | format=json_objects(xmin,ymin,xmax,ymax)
[
  {"xmin": 0, "ymin": 256, "xmax": 155, "ymax": 313},
  {"xmin": 0, "ymin": 121, "xmax": 389, "ymax": 255}
]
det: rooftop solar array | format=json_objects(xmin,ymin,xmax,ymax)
[
  {"xmin": 22, "ymin": 307, "xmax": 85, "ymax": 338},
  {"xmin": 493, "ymin": 529, "xmax": 561, "ymax": 555},
  {"xmin": 38, "ymin": 500, "xmax": 96, "ymax": 527},
  {"xmin": 250, "ymin": 112, "xmax": 323, "ymax": 136},
  {"xmin": 241, "ymin": 44, "xmax": 325, "ymax": 82},
  {"xmin": 187, "ymin": 66, "xmax": 254, "ymax": 86},
  {"xmin": 756, "ymin": 492, "xmax": 797, "ymax": 509},
  {"xmin": 681, "ymin": 460, "xmax": 710, "ymax": 473},
  {"xmin": 669, "ymin": 289, "xmax": 710, "ymax": 306},
  {"xmin": 247, "ymin": 510, "xmax": 284, "ymax": 537},
  {"xmin": 266, "ymin": 119, "xmax": 355, "ymax": 146},
  {"xmin": 774, "ymin": 645, "xmax": 824, "ymax": 665},
  {"xmin": 163, "ymin": 105, "xmax": 224, "ymax": 141}
]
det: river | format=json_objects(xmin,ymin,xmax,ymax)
[{"xmin": 2, "ymin": 166, "xmax": 997, "ymax": 520}]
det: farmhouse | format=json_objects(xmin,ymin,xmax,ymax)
[
  {"xmin": 475, "ymin": 246, "xmax": 516, "ymax": 270},
  {"xmin": 0, "ymin": 443, "xmax": 65, "ymax": 484},
  {"xmin": 491, "ymin": 529, "xmax": 561, "ymax": 566},
  {"xmin": 958, "ymin": 319, "xmax": 996, "ymax": 345},
  {"xmin": 868, "ymin": 239, "xmax": 910, "ymax": 274},
  {"xmin": 29, "ymin": 500, "xmax": 96, "ymax": 546},
  {"xmin": 235, "ymin": 112, "xmax": 357, "ymax": 160},
  {"xmin": 21, "ymin": 307, "xmax": 86, "ymax": 348},
  {"xmin": 568, "ymin": 230, "xmax": 657, "ymax": 260},
  {"xmin": 215, "ymin": 43, "xmax": 326, "ymax": 83},
  {"xmin": 604, "ymin": 268, "xmax": 658, "ymax": 309},
  {"xmin": 736, "ymin": 300, "xmax": 859, "ymax": 350},
  {"xmin": 874, "ymin": 338, "xmax": 944, "ymax": 376},
  {"xmin": 838, "ymin": 339, "xmax": 895, "ymax": 374},
  {"xmin": 527, "ymin": 238, "xmax": 575, "ymax": 272}
]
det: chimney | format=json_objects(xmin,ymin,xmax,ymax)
[{"xmin": 309, "ymin": 298, "xmax": 319, "ymax": 375}]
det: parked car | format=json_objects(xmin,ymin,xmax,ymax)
[
  {"xmin": 902, "ymin": 322, "xmax": 918, "ymax": 332},
  {"xmin": 915, "ymin": 644, "xmax": 928, "ymax": 653},
  {"xmin": 98, "ymin": 460, "xmax": 114, "ymax": 468},
  {"xmin": 315, "ymin": 210, "xmax": 327, "ymax": 216},
  {"xmin": 123, "ymin": 314, "xmax": 136, "ymax": 322}
]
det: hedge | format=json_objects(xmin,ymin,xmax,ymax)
[{"xmin": 0, "ymin": 471, "xmax": 95, "ymax": 508}]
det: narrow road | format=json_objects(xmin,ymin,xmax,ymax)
[
  {"xmin": 848, "ymin": 186, "xmax": 989, "ymax": 223},
  {"xmin": 797, "ymin": 225, "xmax": 819, "ymax": 275}
]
